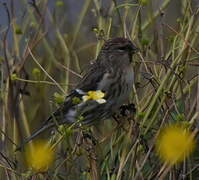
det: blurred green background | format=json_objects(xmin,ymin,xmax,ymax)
[{"xmin": 0, "ymin": 0, "xmax": 199, "ymax": 179}]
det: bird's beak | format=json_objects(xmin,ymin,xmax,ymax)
[
  {"xmin": 132, "ymin": 46, "xmax": 140, "ymax": 54},
  {"xmin": 130, "ymin": 44, "xmax": 139, "ymax": 54}
]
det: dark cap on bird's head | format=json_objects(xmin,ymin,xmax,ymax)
[{"xmin": 102, "ymin": 37, "xmax": 138, "ymax": 54}]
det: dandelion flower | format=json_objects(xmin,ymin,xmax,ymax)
[
  {"xmin": 155, "ymin": 124, "xmax": 195, "ymax": 164},
  {"xmin": 82, "ymin": 90, "xmax": 106, "ymax": 104},
  {"xmin": 25, "ymin": 140, "xmax": 55, "ymax": 172}
]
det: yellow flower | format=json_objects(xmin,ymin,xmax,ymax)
[
  {"xmin": 155, "ymin": 124, "xmax": 195, "ymax": 164},
  {"xmin": 25, "ymin": 140, "xmax": 55, "ymax": 172},
  {"xmin": 82, "ymin": 90, "xmax": 106, "ymax": 104}
]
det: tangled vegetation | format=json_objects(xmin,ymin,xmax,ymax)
[{"xmin": 0, "ymin": 0, "xmax": 199, "ymax": 179}]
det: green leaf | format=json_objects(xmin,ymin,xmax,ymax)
[
  {"xmin": 32, "ymin": 68, "xmax": 41, "ymax": 79},
  {"xmin": 15, "ymin": 25, "xmax": 23, "ymax": 35},
  {"xmin": 72, "ymin": 97, "xmax": 82, "ymax": 104},
  {"xmin": 54, "ymin": 92, "xmax": 65, "ymax": 104},
  {"xmin": 11, "ymin": 73, "xmax": 17, "ymax": 80},
  {"xmin": 141, "ymin": 38, "xmax": 150, "ymax": 46},
  {"xmin": 138, "ymin": 0, "xmax": 148, "ymax": 6},
  {"xmin": 137, "ymin": 112, "xmax": 146, "ymax": 119},
  {"xmin": 56, "ymin": 0, "xmax": 64, "ymax": 7}
]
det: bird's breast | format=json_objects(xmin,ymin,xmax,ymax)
[
  {"xmin": 98, "ymin": 65, "xmax": 134, "ymax": 111},
  {"xmin": 118, "ymin": 66, "xmax": 134, "ymax": 102}
]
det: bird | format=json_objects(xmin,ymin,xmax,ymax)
[{"xmin": 19, "ymin": 37, "xmax": 138, "ymax": 148}]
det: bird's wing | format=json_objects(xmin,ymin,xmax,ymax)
[
  {"xmin": 17, "ymin": 62, "xmax": 110, "ymax": 148},
  {"xmin": 77, "ymin": 62, "xmax": 108, "ymax": 91},
  {"xmin": 43, "ymin": 62, "xmax": 108, "ymax": 124},
  {"xmin": 72, "ymin": 62, "xmax": 115, "ymax": 124}
]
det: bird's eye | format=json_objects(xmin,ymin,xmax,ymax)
[{"xmin": 117, "ymin": 46, "xmax": 127, "ymax": 51}]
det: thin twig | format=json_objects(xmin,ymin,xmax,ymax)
[{"xmin": 28, "ymin": 47, "xmax": 65, "ymax": 94}]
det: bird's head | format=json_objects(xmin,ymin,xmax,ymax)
[{"xmin": 100, "ymin": 37, "xmax": 138, "ymax": 65}]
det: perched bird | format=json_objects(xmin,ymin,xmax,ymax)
[{"xmin": 20, "ymin": 37, "xmax": 137, "ymax": 147}]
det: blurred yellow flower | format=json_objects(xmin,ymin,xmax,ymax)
[
  {"xmin": 156, "ymin": 124, "xmax": 195, "ymax": 164},
  {"xmin": 25, "ymin": 140, "xmax": 55, "ymax": 172},
  {"xmin": 82, "ymin": 90, "xmax": 106, "ymax": 104}
]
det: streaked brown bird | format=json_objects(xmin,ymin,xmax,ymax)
[{"xmin": 19, "ymin": 37, "xmax": 137, "ymax": 148}]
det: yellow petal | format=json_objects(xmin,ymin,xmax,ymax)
[
  {"xmin": 87, "ymin": 90, "xmax": 105, "ymax": 100},
  {"xmin": 83, "ymin": 90, "xmax": 105, "ymax": 102},
  {"xmin": 95, "ymin": 90, "xmax": 105, "ymax": 99},
  {"xmin": 155, "ymin": 124, "xmax": 195, "ymax": 164},
  {"xmin": 82, "ymin": 95, "xmax": 90, "ymax": 102},
  {"xmin": 25, "ymin": 140, "xmax": 54, "ymax": 172}
]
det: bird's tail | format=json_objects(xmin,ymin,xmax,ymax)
[{"xmin": 15, "ymin": 122, "xmax": 54, "ymax": 151}]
